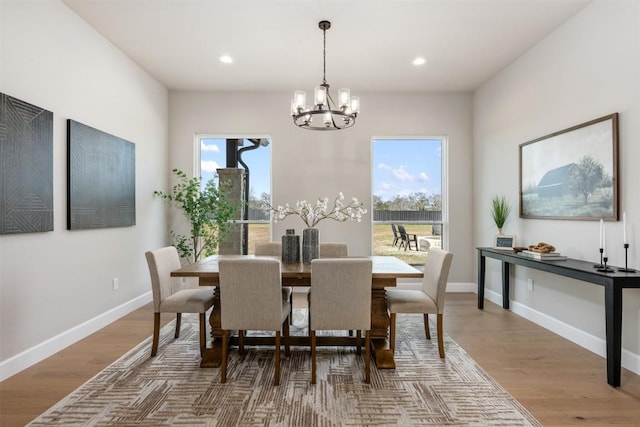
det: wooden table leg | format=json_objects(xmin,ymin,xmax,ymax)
[
  {"xmin": 370, "ymin": 287, "xmax": 395, "ymax": 368},
  {"xmin": 200, "ymin": 286, "xmax": 224, "ymax": 368}
]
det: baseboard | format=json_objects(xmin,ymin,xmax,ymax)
[
  {"xmin": 0, "ymin": 292, "xmax": 152, "ymax": 382},
  {"xmin": 484, "ymin": 289, "xmax": 640, "ymax": 376}
]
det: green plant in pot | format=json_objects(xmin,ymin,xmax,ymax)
[
  {"xmin": 154, "ymin": 168, "xmax": 238, "ymax": 263},
  {"xmin": 490, "ymin": 195, "xmax": 511, "ymax": 235}
]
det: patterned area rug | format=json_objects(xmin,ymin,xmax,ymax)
[{"xmin": 29, "ymin": 310, "xmax": 539, "ymax": 426}]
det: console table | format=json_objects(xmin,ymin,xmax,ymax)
[{"xmin": 477, "ymin": 247, "xmax": 640, "ymax": 387}]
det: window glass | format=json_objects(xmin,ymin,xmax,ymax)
[
  {"xmin": 198, "ymin": 136, "xmax": 271, "ymax": 254},
  {"xmin": 372, "ymin": 138, "xmax": 445, "ymax": 265}
]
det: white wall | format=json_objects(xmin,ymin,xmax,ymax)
[
  {"xmin": 0, "ymin": 0, "xmax": 169, "ymax": 379},
  {"xmin": 169, "ymin": 91, "xmax": 474, "ymax": 284},
  {"xmin": 473, "ymin": 0, "xmax": 640, "ymax": 374}
]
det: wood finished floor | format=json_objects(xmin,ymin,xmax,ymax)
[{"xmin": 1, "ymin": 293, "xmax": 639, "ymax": 426}]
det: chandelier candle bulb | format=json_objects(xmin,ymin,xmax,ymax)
[
  {"xmin": 338, "ymin": 88, "xmax": 350, "ymax": 108},
  {"xmin": 314, "ymin": 86, "xmax": 326, "ymax": 106},
  {"xmin": 294, "ymin": 91, "xmax": 306, "ymax": 110}
]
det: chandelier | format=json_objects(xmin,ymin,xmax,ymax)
[{"xmin": 291, "ymin": 20, "xmax": 359, "ymax": 131}]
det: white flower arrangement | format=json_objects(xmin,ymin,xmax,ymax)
[{"xmin": 266, "ymin": 193, "xmax": 367, "ymax": 228}]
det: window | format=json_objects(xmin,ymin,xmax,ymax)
[
  {"xmin": 197, "ymin": 135, "xmax": 271, "ymax": 254},
  {"xmin": 372, "ymin": 137, "xmax": 446, "ymax": 265}
]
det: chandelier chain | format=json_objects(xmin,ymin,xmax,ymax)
[{"xmin": 322, "ymin": 26, "xmax": 327, "ymax": 85}]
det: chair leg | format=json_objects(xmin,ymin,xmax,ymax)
[
  {"xmin": 221, "ymin": 330, "xmax": 228, "ymax": 383},
  {"xmin": 283, "ymin": 317, "xmax": 291, "ymax": 357},
  {"xmin": 423, "ymin": 313, "xmax": 431, "ymax": 340},
  {"xmin": 175, "ymin": 313, "xmax": 181, "ymax": 338},
  {"xmin": 389, "ymin": 313, "xmax": 397, "ymax": 353},
  {"xmin": 307, "ymin": 292, "xmax": 312, "ymax": 330},
  {"xmin": 151, "ymin": 312, "xmax": 160, "ymax": 357},
  {"xmin": 238, "ymin": 330, "xmax": 245, "ymax": 356},
  {"xmin": 289, "ymin": 292, "xmax": 293, "ymax": 325},
  {"xmin": 437, "ymin": 313, "xmax": 445, "ymax": 359},
  {"xmin": 311, "ymin": 330, "xmax": 317, "ymax": 384},
  {"xmin": 199, "ymin": 313, "xmax": 206, "ymax": 356},
  {"xmin": 274, "ymin": 331, "xmax": 281, "ymax": 386},
  {"xmin": 355, "ymin": 330, "xmax": 362, "ymax": 355},
  {"xmin": 365, "ymin": 330, "xmax": 371, "ymax": 384}
]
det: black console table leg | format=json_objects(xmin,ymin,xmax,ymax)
[
  {"xmin": 604, "ymin": 281, "xmax": 622, "ymax": 387},
  {"xmin": 502, "ymin": 262, "xmax": 510, "ymax": 309},
  {"xmin": 478, "ymin": 252, "xmax": 486, "ymax": 309}
]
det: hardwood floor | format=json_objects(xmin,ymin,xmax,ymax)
[{"xmin": 1, "ymin": 293, "xmax": 639, "ymax": 426}]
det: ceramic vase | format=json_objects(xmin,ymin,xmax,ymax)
[
  {"xmin": 282, "ymin": 229, "xmax": 300, "ymax": 264},
  {"xmin": 302, "ymin": 227, "xmax": 319, "ymax": 264}
]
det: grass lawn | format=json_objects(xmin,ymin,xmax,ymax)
[{"xmin": 247, "ymin": 223, "xmax": 439, "ymax": 266}]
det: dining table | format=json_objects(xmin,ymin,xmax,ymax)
[{"xmin": 171, "ymin": 255, "xmax": 423, "ymax": 369}]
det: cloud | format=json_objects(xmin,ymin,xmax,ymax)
[
  {"xmin": 392, "ymin": 165, "xmax": 413, "ymax": 182},
  {"xmin": 377, "ymin": 163, "xmax": 392, "ymax": 171},
  {"xmin": 201, "ymin": 141, "xmax": 220, "ymax": 152},
  {"xmin": 418, "ymin": 172, "xmax": 430, "ymax": 181},
  {"xmin": 201, "ymin": 160, "xmax": 221, "ymax": 173}
]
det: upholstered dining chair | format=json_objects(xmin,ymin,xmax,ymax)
[
  {"xmin": 145, "ymin": 246, "xmax": 214, "ymax": 357},
  {"xmin": 309, "ymin": 258, "xmax": 372, "ymax": 384},
  {"xmin": 255, "ymin": 242, "xmax": 293, "ymax": 301},
  {"xmin": 306, "ymin": 242, "xmax": 350, "ymax": 329},
  {"xmin": 386, "ymin": 247, "xmax": 454, "ymax": 358},
  {"xmin": 319, "ymin": 242, "xmax": 348, "ymax": 258},
  {"xmin": 218, "ymin": 257, "xmax": 291, "ymax": 385}
]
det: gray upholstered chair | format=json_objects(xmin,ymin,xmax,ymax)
[
  {"xmin": 309, "ymin": 258, "xmax": 372, "ymax": 384},
  {"xmin": 218, "ymin": 258, "xmax": 291, "ymax": 385},
  {"xmin": 319, "ymin": 242, "xmax": 348, "ymax": 258},
  {"xmin": 386, "ymin": 248, "xmax": 453, "ymax": 358},
  {"xmin": 255, "ymin": 241, "xmax": 293, "ymax": 322},
  {"xmin": 145, "ymin": 246, "xmax": 214, "ymax": 357},
  {"xmin": 307, "ymin": 242, "xmax": 350, "ymax": 329}
]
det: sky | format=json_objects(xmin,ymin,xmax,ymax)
[{"xmin": 200, "ymin": 137, "xmax": 442, "ymax": 201}]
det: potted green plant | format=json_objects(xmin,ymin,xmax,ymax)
[
  {"xmin": 490, "ymin": 195, "xmax": 511, "ymax": 234},
  {"xmin": 154, "ymin": 169, "xmax": 238, "ymax": 263}
]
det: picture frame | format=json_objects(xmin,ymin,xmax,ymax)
[
  {"xmin": 519, "ymin": 113, "xmax": 618, "ymax": 221},
  {"xmin": 494, "ymin": 234, "xmax": 516, "ymax": 250}
]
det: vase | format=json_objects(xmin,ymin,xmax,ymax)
[
  {"xmin": 302, "ymin": 227, "xmax": 319, "ymax": 264},
  {"xmin": 281, "ymin": 229, "xmax": 300, "ymax": 264}
]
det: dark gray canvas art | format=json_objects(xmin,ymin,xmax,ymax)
[
  {"xmin": 67, "ymin": 120, "xmax": 135, "ymax": 229},
  {"xmin": 0, "ymin": 93, "xmax": 54, "ymax": 234}
]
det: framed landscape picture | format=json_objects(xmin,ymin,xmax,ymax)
[{"xmin": 519, "ymin": 113, "xmax": 618, "ymax": 221}]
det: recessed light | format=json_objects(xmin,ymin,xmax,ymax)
[
  {"xmin": 412, "ymin": 57, "xmax": 427, "ymax": 66},
  {"xmin": 219, "ymin": 55, "xmax": 233, "ymax": 64}
]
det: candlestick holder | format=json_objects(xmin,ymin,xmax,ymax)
[
  {"xmin": 618, "ymin": 243, "xmax": 636, "ymax": 273},
  {"xmin": 593, "ymin": 248, "xmax": 604, "ymax": 268},
  {"xmin": 597, "ymin": 256, "xmax": 614, "ymax": 273}
]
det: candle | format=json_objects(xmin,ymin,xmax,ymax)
[
  {"xmin": 599, "ymin": 218, "xmax": 604, "ymax": 249},
  {"xmin": 603, "ymin": 224, "xmax": 607, "ymax": 257},
  {"xmin": 623, "ymin": 212, "xmax": 627, "ymax": 244}
]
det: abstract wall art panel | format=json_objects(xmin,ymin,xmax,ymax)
[
  {"xmin": 0, "ymin": 93, "xmax": 54, "ymax": 234},
  {"xmin": 67, "ymin": 120, "xmax": 136, "ymax": 229}
]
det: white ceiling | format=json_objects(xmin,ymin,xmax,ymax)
[{"xmin": 61, "ymin": 0, "xmax": 592, "ymax": 93}]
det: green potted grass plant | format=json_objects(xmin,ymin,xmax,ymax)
[{"xmin": 490, "ymin": 195, "xmax": 511, "ymax": 235}]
